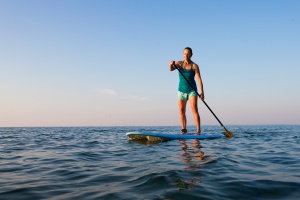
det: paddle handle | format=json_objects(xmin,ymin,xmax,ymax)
[{"xmin": 173, "ymin": 64, "xmax": 225, "ymax": 128}]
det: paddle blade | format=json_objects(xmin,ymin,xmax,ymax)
[{"xmin": 224, "ymin": 127, "xmax": 234, "ymax": 137}]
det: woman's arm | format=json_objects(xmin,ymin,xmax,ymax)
[
  {"xmin": 194, "ymin": 63, "xmax": 205, "ymax": 100},
  {"xmin": 169, "ymin": 61, "xmax": 182, "ymax": 71}
]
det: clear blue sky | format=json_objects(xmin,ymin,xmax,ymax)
[{"xmin": 1, "ymin": 0, "xmax": 299, "ymax": 127}]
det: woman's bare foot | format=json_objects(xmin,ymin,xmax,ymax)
[{"xmin": 195, "ymin": 129, "xmax": 201, "ymax": 135}]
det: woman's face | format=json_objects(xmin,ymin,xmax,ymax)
[{"xmin": 183, "ymin": 49, "xmax": 192, "ymax": 61}]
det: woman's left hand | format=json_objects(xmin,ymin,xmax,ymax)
[{"xmin": 199, "ymin": 93, "xmax": 204, "ymax": 101}]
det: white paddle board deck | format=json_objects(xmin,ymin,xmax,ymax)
[{"xmin": 126, "ymin": 132, "xmax": 224, "ymax": 142}]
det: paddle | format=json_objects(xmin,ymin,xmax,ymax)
[{"xmin": 173, "ymin": 63, "xmax": 234, "ymax": 137}]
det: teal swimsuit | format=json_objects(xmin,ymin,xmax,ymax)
[{"xmin": 177, "ymin": 62, "xmax": 197, "ymax": 100}]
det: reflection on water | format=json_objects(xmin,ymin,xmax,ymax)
[
  {"xmin": 179, "ymin": 139, "xmax": 208, "ymax": 169},
  {"xmin": 175, "ymin": 139, "xmax": 219, "ymax": 190},
  {"xmin": 179, "ymin": 139, "xmax": 204, "ymax": 163},
  {"xmin": 175, "ymin": 139, "xmax": 206, "ymax": 190},
  {"xmin": 175, "ymin": 177, "xmax": 201, "ymax": 191}
]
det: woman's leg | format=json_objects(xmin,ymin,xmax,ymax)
[
  {"xmin": 178, "ymin": 99, "xmax": 187, "ymax": 134},
  {"xmin": 189, "ymin": 96, "xmax": 201, "ymax": 134}
]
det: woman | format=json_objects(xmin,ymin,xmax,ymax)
[{"xmin": 169, "ymin": 47, "xmax": 204, "ymax": 134}]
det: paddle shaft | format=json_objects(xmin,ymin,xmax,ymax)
[{"xmin": 173, "ymin": 64, "xmax": 226, "ymax": 128}]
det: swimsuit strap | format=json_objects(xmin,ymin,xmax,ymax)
[{"xmin": 180, "ymin": 61, "xmax": 184, "ymax": 68}]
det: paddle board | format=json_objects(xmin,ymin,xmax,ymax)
[{"xmin": 126, "ymin": 132, "xmax": 224, "ymax": 142}]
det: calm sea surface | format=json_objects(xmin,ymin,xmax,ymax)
[{"xmin": 0, "ymin": 125, "xmax": 299, "ymax": 200}]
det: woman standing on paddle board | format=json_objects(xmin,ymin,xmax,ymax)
[{"xmin": 169, "ymin": 47, "xmax": 204, "ymax": 134}]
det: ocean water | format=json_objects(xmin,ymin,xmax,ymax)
[{"xmin": 0, "ymin": 125, "xmax": 299, "ymax": 200}]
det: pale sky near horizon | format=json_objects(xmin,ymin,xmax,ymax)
[{"xmin": 1, "ymin": 0, "xmax": 299, "ymax": 127}]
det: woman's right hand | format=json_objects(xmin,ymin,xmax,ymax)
[{"xmin": 169, "ymin": 60, "xmax": 176, "ymax": 71}]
